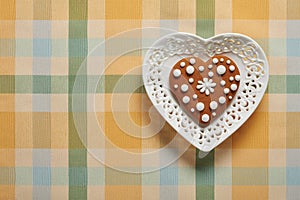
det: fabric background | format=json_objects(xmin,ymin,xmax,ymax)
[{"xmin": 0, "ymin": 0, "xmax": 300, "ymax": 199}]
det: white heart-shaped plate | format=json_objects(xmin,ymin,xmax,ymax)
[{"xmin": 142, "ymin": 32, "xmax": 269, "ymax": 153}]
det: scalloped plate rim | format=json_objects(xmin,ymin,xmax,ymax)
[{"xmin": 142, "ymin": 32, "xmax": 269, "ymax": 153}]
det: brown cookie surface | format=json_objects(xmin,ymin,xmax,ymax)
[{"xmin": 169, "ymin": 55, "xmax": 240, "ymax": 127}]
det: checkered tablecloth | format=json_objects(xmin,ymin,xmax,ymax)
[{"xmin": 1, "ymin": 0, "xmax": 300, "ymax": 199}]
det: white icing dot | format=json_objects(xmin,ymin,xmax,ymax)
[
  {"xmin": 191, "ymin": 108, "xmax": 195, "ymax": 113},
  {"xmin": 224, "ymin": 88, "xmax": 230, "ymax": 94},
  {"xmin": 217, "ymin": 65, "xmax": 226, "ymax": 75},
  {"xmin": 186, "ymin": 65, "xmax": 195, "ymax": 75},
  {"xmin": 220, "ymin": 58, "xmax": 224, "ymax": 62},
  {"xmin": 182, "ymin": 96, "xmax": 190, "ymax": 104},
  {"xmin": 202, "ymin": 114, "xmax": 210, "ymax": 122},
  {"xmin": 174, "ymin": 84, "xmax": 178, "ymax": 89},
  {"xmin": 219, "ymin": 96, "xmax": 226, "ymax": 104},
  {"xmin": 189, "ymin": 78, "xmax": 194, "ymax": 83},
  {"xmin": 212, "ymin": 112, "xmax": 216, "ymax": 116},
  {"xmin": 230, "ymin": 84, "xmax": 237, "ymax": 91},
  {"xmin": 210, "ymin": 101, "xmax": 218, "ymax": 110},
  {"xmin": 220, "ymin": 80, "xmax": 226, "ymax": 86},
  {"xmin": 229, "ymin": 76, "xmax": 234, "ymax": 81},
  {"xmin": 193, "ymin": 94, "xmax": 198, "ymax": 99},
  {"xmin": 226, "ymin": 60, "xmax": 231, "ymax": 65},
  {"xmin": 229, "ymin": 96, "xmax": 232, "ymax": 100},
  {"xmin": 190, "ymin": 58, "xmax": 196, "ymax": 65},
  {"xmin": 208, "ymin": 71, "xmax": 214, "ymax": 77},
  {"xmin": 181, "ymin": 84, "xmax": 188, "ymax": 92},
  {"xmin": 196, "ymin": 102, "xmax": 204, "ymax": 111},
  {"xmin": 229, "ymin": 65, "xmax": 235, "ymax": 71},
  {"xmin": 180, "ymin": 62, "xmax": 185, "ymax": 67},
  {"xmin": 173, "ymin": 69, "xmax": 181, "ymax": 78},
  {"xmin": 208, "ymin": 64, "xmax": 213, "ymax": 69},
  {"xmin": 235, "ymin": 75, "xmax": 241, "ymax": 81},
  {"xmin": 198, "ymin": 66, "xmax": 204, "ymax": 72},
  {"xmin": 212, "ymin": 58, "xmax": 218, "ymax": 64}
]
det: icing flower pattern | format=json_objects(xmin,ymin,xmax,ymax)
[{"xmin": 196, "ymin": 78, "xmax": 217, "ymax": 95}]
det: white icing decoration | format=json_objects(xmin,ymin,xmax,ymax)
[
  {"xmin": 210, "ymin": 101, "xmax": 218, "ymax": 110},
  {"xmin": 182, "ymin": 96, "xmax": 190, "ymax": 104},
  {"xmin": 191, "ymin": 108, "xmax": 195, "ymax": 112},
  {"xmin": 174, "ymin": 84, "xmax": 178, "ymax": 89},
  {"xmin": 229, "ymin": 65, "xmax": 235, "ymax": 71},
  {"xmin": 220, "ymin": 58, "xmax": 224, "ymax": 62},
  {"xmin": 230, "ymin": 84, "xmax": 237, "ymax": 91},
  {"xmin": 180, "ymin": 62, "xmax": 185, "ymax": 67},
  {"xmin": 181, "ymin": 84, "xmax": 188, "ymax": 92},
  {"xmin": 202, "ymin": 114, "xmax": 210, "ymax": 122},
  {"xmin": 235, "ymin": 75, "xmax": 241, "ymax": 81},
  {"xmin": 217, "ymin": 65, "xmax": 226, "ymax": 75},
  {"xmin": 193, "ymin": 94, "xmax": 198, "ymax": 99},
  {"xmin": 189, "ymin": 78, "xmax": 194, "ymax": 83},
  {"xmin": 208, "ymin": 71, "xmax": 214, "ymax": 78},
  {"xmin": 229, "ymin": 96, "xmax": 232, "ymax": 100},
  {"xmin": 190, "ymin": 58, "xmax": 196, "ymax": 65},
  {"xmin": 224, "ymin": 88, "xmax": 230, "ymax": 94},
  {"xmin": 173, "ymin": 69, "xmax": 181, "ymax": 77},
  {"xmin": 186, "ymin": 65, "xmax": 194, "ymax": 75},
  {"xmin": 198, "ymin": 66, "xmax": 204, "ymax": 72},
  {"xmin": 197, "ymin": 78, "xmax": 216, "ymax": 95},
  {"xmin": 220, "ymin": 80, "xmax": 226, "ymax": 86},
  {"xmin": 219, "ymin": 96, "xmax": 226, "ymax": 104},
  {"xmin": 208, "ymin": 64, "xmax": 213, "ymax": 69},
  {"xmin": 212, "ymin": 112, "xmax": 216, "ymax": 116},
  {"xmin": 196, "ymin": 102, "xmax": 204, "ymax": 111},
  {"xmin": 229, "ymin": 76, "xmax": 234, "ymax": 81},
  {"xmin": 226, "ymin": 60, "xmax": 231, "ymax": 65},
  {"xmin": 212, "ymin": 58, "xmax": 218, "ymax": 64}
]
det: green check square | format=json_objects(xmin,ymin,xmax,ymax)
[
  {"xmin": 51, "ymin": 76, "xmax": 68, "ymax": 93},
  {"xmin": 268, "ymin": 75, "xmax": 286, "ymax": 93},
  {"xmin": 287, "ymin": 75, "xmax": 300, "ymax": 93},
  {"xmin": 15, "ymin": 76, "xmax": 32, "ymax": 93},
  {"xmin": 0, "ymin": 167, "xmax": 15, "ymax": 184},
  {"xmin": 33, "ymin": 75, "xmax": 51, "ymax": 93},
  {"xmin": 0, "ymin": 75, "xmax": 15, "ymax": 93},
  {"xmin": 16, "ymin": 167, "xmax": 32, "ymax": 185},
  {"xmin": 51, "ymin": 168, "xmax": 68, "ymax": 185},
  {"xmin": 88, "ymin": 168, "xmax": 105, "ymax": 185}
]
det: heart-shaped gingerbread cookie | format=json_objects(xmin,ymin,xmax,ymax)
[
  {"xmin": 143, "ymin": 33, "xmax": 269, "ymax": 153},
  {"xmin": 169, "ymin": 56, "xmax": 240, "ymax": 127}
]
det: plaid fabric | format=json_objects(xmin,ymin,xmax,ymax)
[{"xmin": 0, "ymin": 0, "xmax": 300, "ymax": 199}]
